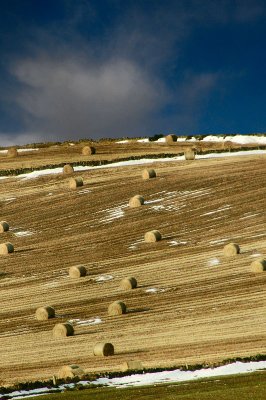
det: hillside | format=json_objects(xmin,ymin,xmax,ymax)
[{"xmin": 0, "ymin": 143, "xmax": 265, "ymax": 385}]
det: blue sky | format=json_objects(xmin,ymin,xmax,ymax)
[{"xmin": 0, "ymin": 0, "xmax": 265, "ymax": 145}]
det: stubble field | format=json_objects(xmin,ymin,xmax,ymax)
[{"xmin": 0, "ymin": 142, "xmax": 265, "ymax": 385}]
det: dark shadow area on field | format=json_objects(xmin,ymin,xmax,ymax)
[
  {"xmin": 14, "ymin": 248, "xmax": 35, "ymax": 253},
  {"xmin": 0, "ymin": 272, "xmax": 8, "ymax": 278},
  {"xmin": 74, "ymin": 330, "xmax": 100, "ymax": 336},
  {"xmin": 115, "ymin": 349, "xmax": 146, "ymax": 355},
  {"xmin": 126, "ymin": 307, "xmax": 150, "ymax": 314}
]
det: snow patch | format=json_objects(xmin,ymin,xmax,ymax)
[
  {"xmin": 68, "ymin": 317, "xmax": 102, "ymax": 326},
  {"xmin": 145, "ymin": 288, "xmax": 166, "ymax": 293},
  {"xmin": 207, "ymin": 257, "xmax": 220, "ymax": 266},
  {"xmin": 201, "ymin": 205, "xmax": 231, "ymax": 216},
  {"xmin": 168, "ymin": 240, "xmax": 187, "ymax": 246},
  {"xmin": 2, "ymin": 360, "xmax": 266, "ymax": 398},
  {"xmin": 94, "ymin": 275, "xmax": 114, "ymax": 282},
  {"xmin": 14, "ymin": 231, "xmax": 34, "ymax": 237}
]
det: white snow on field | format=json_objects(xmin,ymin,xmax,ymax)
[
  {"xmin": 209, "ymin": 238, "xmax": 230, "ymax": 245},
  {"xmin": 94, "ymin": 274, "xmax": 114, "ymax": 282},
  {"xmin": 3, "ymin": 360, "xmax": 266, "ymax": 398},
  {"xmin": 207, "ymin": 257, "xmax": 220, "ymax": 266},
  {"xmin": 137, "ymin": 138, "xmax": 150, "ymax": 143},
  {"xmin": 128, "ymin": 238, "xmax": 144, "ymax": 250},
  {"xmin": 116, "ymin": 139, "xmax": 129, "ymax": 143},
  {"xmin": 0, "ymin": 148, "xmax": 39, "ymax": 154},
  {"xmin": 201, "ymin": 205, "xmax": 231, "ymax": 216},
  {"xmin": 168, "ymin": 240, "xmax": 187, "ymax": 246},
  {"xmin": 1, "ymin": 149, "xmax": 265, "ymax": 181},
  {"xmin": 98, "ymin": 205, "xmax": 126, "ymax": 223},
  {"xmin": 14, "ymin": 231, "xmax": 34, "ymax": 237},
  {"xmin": 239, "ymin": 212, "xmax": 259, "ymax": 220},
  {"xmin": 145, "ymin": 287, "xmax": 166, "ymax": 293},
  {"xmin": 68, "ymin": 317, "xmax": 102, "ymax": 326},
  {"xmin": 202, "ymin": 134, "xmax": 266, "ymax": 145}
]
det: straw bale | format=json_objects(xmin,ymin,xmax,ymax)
[
  {"xmin": 0, "ymin": 242, "xmax": 14, "ymax": 255},
  {"xmin": 58, "ymin": 365, "xmax": 85, "ymax": 379},
  {"xmin": 144, "ymin": 230, "xmax": 162, "ymax": 242},
  {"xmin": 93, "ymin": 342, "xmax": 114, "ymax": 356},
  {"xmin": 82, "ymin": 146, "xmax": 96, "ymax": 155},
  {"xmin": 52, "ymin": 323, "xmax": 74, "ymax": 338},
  {"xmin": 250, "ymin": 258, "xmax": 266, "ymax": 273},
  {"xmin": 120, "ymin": 277, "xmax": 137, "ymax": 290},
  {"xmin": 0, "ymin": 221, "xmax": 9, "ymax": 233},
  {"xmin": 69, "ymin": 177, "xmax": 83, "ymax": 189},
  {"xmin": 121, "ymin": 361, "xmax": 143, "ymax": 371},
  {"xmin": 108, "ymin": 301, "xmax": 127, "ymax": 316},
  {"xmin": 223, "ymin": 243, "xmax": 240, "ymax": 257},
  {"xmin": 129, "ymin": 195, "xmax": 144, "ymax": 208},
  {"xmin": 184, "ymin": 149, "xmax": 195, "ymax": 160},
  {"xmin": 36, "ymin": 306, "xmax": 55, "ymax": 321},
  {"xmin": 63, "ymin": 164, "xmax": 74, "ymax": 174},
  {"xmin": 69, "ymin": 265, "xmax": 87, "ymax": 278},
  {"xmin": 7, "ymin": 147, "xmax": 18, "ymax": 158},
  {"xmin": 142, "ymin": 169, "xmax": 156, "ymax": 180}
]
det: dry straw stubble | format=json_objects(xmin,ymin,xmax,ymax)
[
  {"xmin": 0, "ymin": 221, "xmax": 9, "ymax": 233},
  {"xmin": 69, "ymin": 265, "xmax": 87, "ymax": 278},
  {"xmin": 108, "ymin": 301, "xmax": 127, "ymax": 316},
  {"xmin": 58, "ymin": 365, "xmax": 85, "ymax": 379},
  {"xmin": 36, "ymin": 306, "xmax": 55, "ymax": 321},
  {"xmin": 129, "ymin": 195, "xmax": 144, "ymax": 208},
  {"xmin": 142, "ymin": 168, "xmax": 156, "ymax": 180},
  {"xmin": 250, "ymin": 258, "xmax": 266, "ymax": 273},
  {"xmin": 69, "ymin": 177, "xmax": 83, "ymax": 189},
  {"xmin": 93, "ymin": 342, "xmax": 114, "ymax": 356},
  {"xmin": 53, "ymin": 323, "xmax": 74, "ymax": 338},
  {"xmin": 144, "ymin": 230, "xmax": 162, "ymax": 242},
  {"xmin": 0, "ymin": 242, "xmax": 14, "ymax": 255},
  {"xmin": 223, "ymin": 243, "xmax": 240, "ymax": 257},
  {"xmin": 120, "ymin": 277, "xmax": 137, "ymax": 290}
]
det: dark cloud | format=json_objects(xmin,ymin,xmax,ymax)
[{"xmin": 0, "ymin": 0, "xmax": 265, "ymax": 145}]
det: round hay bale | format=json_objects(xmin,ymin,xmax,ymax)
[
  {"xmin": 63, "ymin": 164, "xmax": 74, "ymax": 174},
  {"xmin": 144, "ymin": 230, "xmax": 162, "ymax": 243},
  {"xmin": 69, "ymin": 177, "xmax": 83, "ymax": 189},
  {"xmin": 165, "ymin": 134, "xmax": 177, "ymax": 145},
  {"xmin": 69, "ymin": 265, "xmax": 87, "ymax": 278},
  {"xmin": 142, "ymin": 169, "xmax": 156, "ymax": 180},
  {"xmin": 121, "ymin": 361, "xmax": 143, "ymax": 372},
  {"xmin": 0, "ymin": 221, "xmax": 9, "ymax": 233},
  {"xmin": 93, "ymin": 342, "xmax": 114, "ymax": 356},
  {"xmin": 129, "ymin": 195, "xmax": 144, "ymax": 208},
  {"xmin": 82, "ymin": 146, "xmax": 96, "ymax": 155},
  {"xmin": 35, "ymin": 306, "xmax": 55, "ymax": 321},
  {"xmin": 120, "ymin": 277, "xmax": 137, "ymax": 290},
  {"xmin": 0, "ymin": 242, "xmax": 14, "ymax": 255},
  {"xmin": 58, "ymin": 365, "xmax": 85, "ymax": 379},
  {"xmin": 108, "ymin": 301, "xmax": 127, "ymax": 316},
  {"xmin": 7, "ymin": 147, "xmax": 18, "ymax": 158},
  {"xmin": 223, "ymin": 243, "xmax": 240, "ymax": 257},
  {"xmin": 184, "ymin": 149, "xmax": 195, "ymax": 160},
  {"xmin": 52, "ymin": 322, "xmax": 74, "ymax": 338},
  {"xmin": 250, "ymin": 258, "xmax": 266, "ymax": 273}
]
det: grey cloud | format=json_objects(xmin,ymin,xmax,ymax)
[{"xmin": 10, "ymin": 55, "xmax": 167, "ymax": 142}]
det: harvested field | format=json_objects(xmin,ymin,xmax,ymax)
[{"xmin": 0, "ymin": 146, "xmax": 265, "ymax": 385}]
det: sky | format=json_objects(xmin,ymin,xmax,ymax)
[{"xmin": 0, "ymin": 0, "xmax": 265, "ymax": 145}]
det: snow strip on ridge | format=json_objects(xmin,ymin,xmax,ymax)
[
  {"xmin": 2, "ymin": 360, "xmax": 266, "ymax": 399},
  {"xmin": 1, "ymin": 149, "xmax": 265, "ymax": 180}
]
